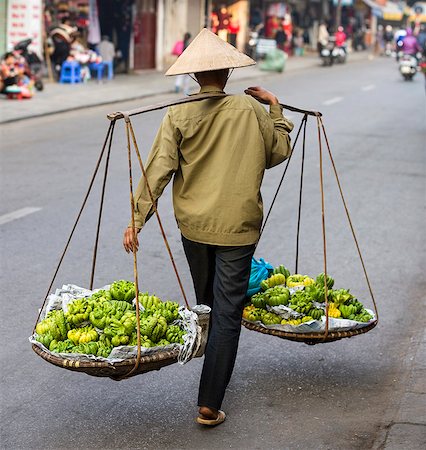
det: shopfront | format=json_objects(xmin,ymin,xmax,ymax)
[
  {"xmin": 209, "ymin": 1, "xmax": 250, "ymax": 51},
  {"xmin": 44, "ymin": 0, "xmax": 157, "ymax": 72}
]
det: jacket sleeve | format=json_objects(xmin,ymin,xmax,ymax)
[
  {"xmin": 252, "ymin": 100, "xmax": 294, "ymax": 169},
  {"xmin": 130, "ymin": 110, "xmax": 180, "ymax": 229}
]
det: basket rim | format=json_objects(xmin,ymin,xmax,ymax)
[
  {"xmin": 32, "ymin": 343, "xmax": 180, "ymax": 369},
  {"xmin": 241, "ymin": 318, "xmax": 378, "ymax": 342}
]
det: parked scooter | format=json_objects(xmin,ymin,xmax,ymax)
[
  {"xmin": 399, "ymin": 53, "xmax": 419, "ymax": 81},
  {"xmin": 13, "ymin": 38, "xmax": 44, "ymax": 91}
]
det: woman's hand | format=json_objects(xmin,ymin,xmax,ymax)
[
  {"xmin": 123, "ymin": 227, "xmax": 141, "ymax": 253},
  {"xmin": 244, "ymin": 86, "xmax": 279, "ymax": 105}
]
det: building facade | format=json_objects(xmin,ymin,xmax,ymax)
[{"xmin": 1, "ymin": 1, "xmax": 420, "ymax": 67}]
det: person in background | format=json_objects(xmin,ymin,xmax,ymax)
[
  {"xmin": 335, "ymin": 26, "xmax": 347, "ymax": 49},
  {"xmin": 0, "ymin": 52, "xmax": 33, "ymax": 97},
  {"xmin": 98, "ymin": 35, "xmax": 115, "ymax": 79},
  {"xmin": 274, "ymin": 20, "xmax": 287, "ymax": 51},
  {"xmin": 227, "ymin": 15, "xmax": 240, "ymax": 47},
  {"xmin": 416, "ymin": 24, "xmax": 426, "ymax": 57},
  {"xmin": 383, "ymin": 25, "xmax": 394, "ymax": 56},
  {"xmin": 317, "ymin": 21, "xmax": 329, "ymax": 54},
  {"xmin": 50, "ymin": 22, "xmax": 77, "ymax": 78},
  {"xmin": 98, "ymin": 35, "xmax": 115, "ymax": 64},
  {"xmin": 123, "ymin": 29, "xmax": 293, "ymax": 426},
  {"xmin": 293, "ymin": 28, "xmax": 304, "ymax": 56},
  {"xmin": 283, "ymin": 13, "xmax": 293, "ymax": 55},
  {"xmin": 174, "ymin": 32, "xmax": 192, "ymax": 95},
  {"xmin": 401, "ymin": 28, "xmax": 421, "ymax": 57},
  {"xmin": 0, "ymin": 52, "xmax": 22, "ymax": 91}
]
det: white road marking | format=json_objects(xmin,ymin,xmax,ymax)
[
  {"xmin": 362, "ymin": 84, "xmax": 376, "ymax": 91},
  {"xmin": 322, "ymin": 96, "xmax": 343, "ymax": 106},
  {"xmin": 0, "ymin": 207, "xmax": 42, "ymax": 225}
]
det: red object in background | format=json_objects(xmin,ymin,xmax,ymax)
[
  {"xmin": 228, "ymin": 21, "xmax": 240, "ymax": 35},
  {"xmin": 211, "ymin": 12, "xmax": 219, "ymax": 34},
  {"xmin": 335, "ymin": 30, "xmax": 347, "ymax": 47},
  {"xmin": 133, "ymin": 1, "xmax": 156, "ymax": 70}
]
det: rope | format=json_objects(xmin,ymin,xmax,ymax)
[
  {"xmin": 120, "ymin": 117, "xmax": 142, "ymax": 379},
  {"xmin": 316, "ymin": 115, "xmax": 330, "ymax": 339},
  {"xmin": 90, "ymin": 122, "xmax": 115, "ymax": 289},
  {"xmin": 127, "ymin": 120, "xmax": 191, "ymax": 310},
  {"xmin": 258, "ymin": 115, "xmax": 307, "ymax": 244},
  {"xmin": 35, "ymin": 122, "xmax": 114, "ymax": 332},
  {"xmin": 318, "ymin": 117, "xmax": 379, "ymax": 322},
  {"xmin": 294, "ymin": 115, "xmax": 308, "ymax": 274}
]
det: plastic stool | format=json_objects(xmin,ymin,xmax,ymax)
[
  {"xmin": 90, "ymin": 61, "xmax": 113, "ymax": 81},
  {"xmin": 104, "ymin": 61, "xmax": 114, "ymax": 80},
  {"xmin": 59, "ymin": 61, "xmax": 81, "ymax": 83},
  {"xmin": 89, "ymin": 62, "xmax": 105, "ymax": 81}
]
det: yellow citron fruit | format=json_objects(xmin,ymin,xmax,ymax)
[
  {"xmin": 327, "ymin": 302, "xmax": 341, "ymax": 318},
  {"xmin": 303, "ymin": 277, "xmax": 315, "ymax": 286}
]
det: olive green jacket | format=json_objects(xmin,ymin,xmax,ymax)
[{"xmin": 132, "ymin": 85, "xmax": 294, "ymax": 246}]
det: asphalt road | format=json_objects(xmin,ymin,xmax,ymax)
[{"xmin": 0, "ymin": 57, "xmax": 425, "ymax": 450}]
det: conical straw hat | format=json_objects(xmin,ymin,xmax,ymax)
[{"xmin": 165, "ymin": 28, "xmax": 256, "ymax": 76}]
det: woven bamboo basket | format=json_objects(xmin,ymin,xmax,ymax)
[
  {"xmin": 241, "ymin": 318, "xmax": 378, "ymax": 346},
  {"xmin": 32, "ymin": 309, "xmax": 210, "ymax": 380},
  {"xmin": 32, "ymin": 344, "xmax": 180, "ymax": 380}
]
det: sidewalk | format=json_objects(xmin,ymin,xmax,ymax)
[
  {"xmin": 377, "ymin": 329, "xmax": 426, "ymax": 450},
  {"xmin": 0, "ymin": 52, "xmax": 370, "ymax": 124}
]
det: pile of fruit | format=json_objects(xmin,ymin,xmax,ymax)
[
  {"xmin": 243, "ymin": 265, "xmax": 373, "ymax": 328},
  {"xmin": 35, "ymin": 280, "xmax": 186, "ymax": 359}
]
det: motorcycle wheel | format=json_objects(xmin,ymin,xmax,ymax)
[
  {"xmin": 403, "ymin": 74, "xmax": 414, "ymax": 81},
  {"xmin": 35, "ymin": 80, "xmax": 44, "ymax": 91}
]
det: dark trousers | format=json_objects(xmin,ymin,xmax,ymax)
[{"xmin": 182, "ymin": 235, "xmax": 255, "ymax": 410}]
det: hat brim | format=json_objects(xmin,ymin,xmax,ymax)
[{"xmin": 165, "ymin": 28, "xmax": 256, "ymax": 76}]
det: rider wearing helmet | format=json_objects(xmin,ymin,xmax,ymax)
[{"xmin": 401, "ymin": 28, "xmax": 421, "ymax": 57}]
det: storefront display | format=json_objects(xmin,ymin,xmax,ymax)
[
  {"xmin": 210, "ymin": 1, "xmax": 249, "ymax": 51},
  {"xmin": 7, "ymin": 0, "xmax": 43, "ymax": 58}
]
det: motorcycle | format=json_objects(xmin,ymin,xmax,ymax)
[
  {"xmin": 245, "ymin": 31, "xmax": 259, "ymax": 59},
  {"xmin": 332, "ymin": 44, "xmax": 347, "ymax": 64},
  {"xmin": 320, "ymin": 38, "xmax": 346, "ymax": 66},
  {"xmin": 398, "ymin": 53, "xmax": 420, "ymax": 81},
  {"xmin": 13, "ymin": 38, "xmax": 44, "ymax": 91},
  {"xmin": 320, "ymin": 40, "xmax": 334, "ymax": 66}
]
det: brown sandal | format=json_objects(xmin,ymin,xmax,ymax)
[{"xmin": 196, "ymin": 410, "xmax": 226, "ymax": 426}]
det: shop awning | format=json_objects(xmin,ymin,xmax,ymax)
[{"xmin": 362, "ymin": 0, "xmax": 404, "ymax": 21}]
